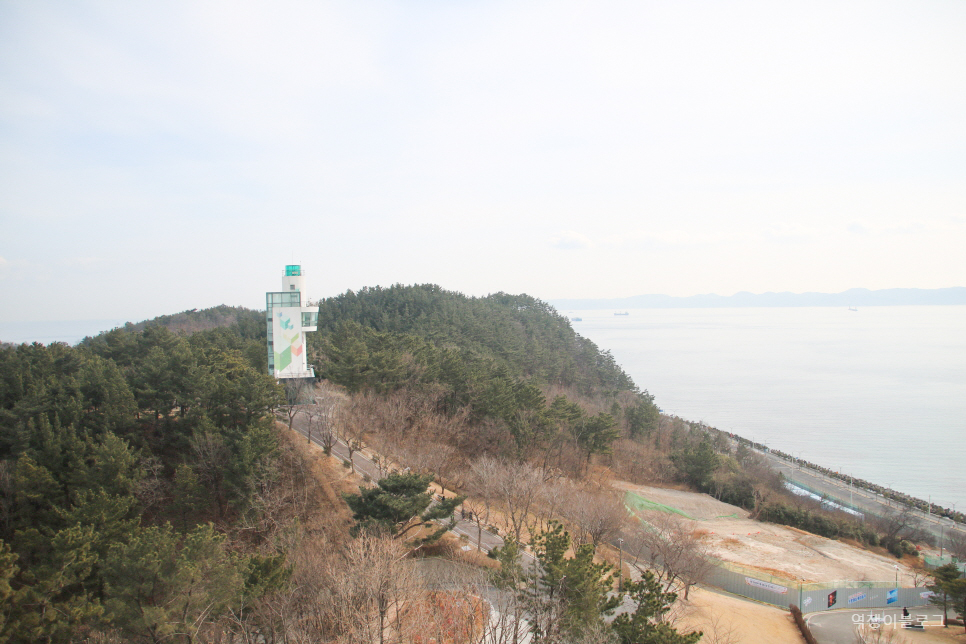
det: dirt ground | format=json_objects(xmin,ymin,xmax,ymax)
[
  {"xmin": 673, "ymin": 586, "xmax": 802, "ymax": 644},
  {"xmin": 614, "ymin": 481, "xmax": 920, "ymax": 585}
]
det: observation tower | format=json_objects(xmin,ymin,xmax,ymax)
[{"xmin": 265, "ymin": 265, "xmax": 319, "ymax": 379}]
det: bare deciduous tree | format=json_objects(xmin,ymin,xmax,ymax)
[
  {"xmin": 625, "ymin": 512, "xmax": 715, "ymax": 600},
  {"xmin": 339, "ymin": 393, "xmax": 372, "ymax": 473},
  {"xmin": 468, "ymin": 455, "xmax": 503, "ymax": 551},
  {"xmin": 189, "ymin": 429, "xmax": 230, "ymax": 517},
  {"xmin": 420, "ymin": 441, "xmax": 461, "ymax": 492},
  {"xmin": 564, "ymin": 487, "xmax": 628, "ymax": 549},
  {"xmin": 490, "ymin": 458, "xmax": 545, "ymax": 543},
  {"xmin": 237, "ymin": 432, "xmax": 315, "ymax": 541},
  {"xmin": 703, "ymin": 609, "xmax": 740, "ymax": 644},
  {"xmin": 479, "ymin": 589, "xmax": 529, "ymax": 644},
  {"xmin": 570, "ymin": 623, "xmax": 618, "ymax": 644},
  {"xmin": 321, "ymin": 534, "xmax": 418, "ymax": 644},
  {"xmin": 911, "ymin": 565, "xmax": 932, "ymax": 589},
  {"xmin": 945, "ymin": 529, "xmax": 966, "ymax": 562},
  {"xmin": 874, "ymin": 505, "xmax": 930, "ymax": 553},
  {"xmin": 304, "ymin": 393, "xmax": 337, "ymax": 455},
  {"xmin": 463, "ymin": 456, "xmax": 500, "ymax": 550},
  {"xmin": 282, "ymin": 377, "xmax": 315, "ymax": 429},
  {"xmin": 369, "ymin": 452, "xmax": 394, "ymax": 480},
  {"xmin": 534, "ymin": 476, "xmax": 570, "ymax": 535}
]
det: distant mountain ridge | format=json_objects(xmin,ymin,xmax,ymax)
[{"xmin": 550, "ymin": 287, "xmax": 966, "ymax": 310}]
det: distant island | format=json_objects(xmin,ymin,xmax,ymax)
[{"xmin": 551, "ymin": 286, "xmax": 966, "ymax": 310}]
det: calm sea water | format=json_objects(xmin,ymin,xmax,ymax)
[
  {"xmin": 0, "ymin": 319, "xmax": 128, "ymax": 345},
  {"xmin": 569, "ymin": 306, "xmax": 966, "ymax": 511}
]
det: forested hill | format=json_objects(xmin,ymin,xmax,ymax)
[
  {"xmin": 310, "ymin": 284, "xmax": 636, "ymax": 396},
  {"xmin": 83, "ymin": 305, "xmax": 264, "ymax": 341},
  {"xmin": 0, "ymin": 317, "xmax": 293, "ymax": 641}
]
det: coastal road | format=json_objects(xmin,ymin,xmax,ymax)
[{"xmin": 755, "ymin": 447, "xmax": 965, "ymax": 545}]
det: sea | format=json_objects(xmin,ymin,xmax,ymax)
[
  {"xmin": 567, "ymin": 306, "xmax": 966, "ymax": 511},
  {"xmin": 0, "ymin": 319, "xmax": 129, "ymax": 346}
]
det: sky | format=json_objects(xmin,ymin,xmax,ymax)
[{"xmin": 1, "ymin": 0, "xmax": 965, "ymax": 324}]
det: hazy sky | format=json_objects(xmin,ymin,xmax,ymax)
[{"xmin": 2, "ymin": 0, "xmax": 964, "ymax": 323}]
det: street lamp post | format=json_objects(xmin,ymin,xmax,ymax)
[
  {"xmin": 895, "ymin": 565, "xmax": 899, "ymax": 589},
  {"xmin": 618, "ymin": 538, "xmax": 624, "ymax": 593}
]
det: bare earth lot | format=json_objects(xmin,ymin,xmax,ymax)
[
  {"xmin": 674, "ymin": 586, "xmax": 802, "ymax": 644},
  {"xmin": 614, "ymin": 481, "xmax": 920, "ymax": 584}
]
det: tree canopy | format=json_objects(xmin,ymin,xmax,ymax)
[
  {"xmin": 0, "ymin": 318, "xmax": 286, "ymax": 642},
  {"xmin": 311, "ymin": 284, "xmax": 638, "ymax": 397},
  {"xmin": 343, "ymin": 471, "xmax": 464, "ymax": 547}
]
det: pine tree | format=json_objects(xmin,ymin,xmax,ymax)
[
  {"xmin": 102, "ymin": 523, "xmax": 244, "ymax": 643},
  {"xmin": 343, "ymin": 472, "xmax": 464, "ymax": 546},
  {"xmin": 612, "ymin": 569, "xmax": 702, "ymax": 644},
  {"xmin": 527, "ymin": 522, "xmax": 619, "ymax": 643},
  {"xmin": 928, "ymin": 563, "xmax": 962, "ymax": 626}
]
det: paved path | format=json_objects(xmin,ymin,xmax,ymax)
[
  {"xmin": 288, "ymin": 412, "xmax": 535, "ymax": 567},
  {"xmin": 806, "ymin": 607, "xmax": 950, "ymax": 644}
]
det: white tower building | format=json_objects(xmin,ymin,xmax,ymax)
[{"xmin": 266, "ymin": 265, "xmax": 319, "ymax": 379}]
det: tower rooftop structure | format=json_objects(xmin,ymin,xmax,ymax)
[{"xmin": 266, "ymin": 265, "xmax": 319, "ymax": 379}]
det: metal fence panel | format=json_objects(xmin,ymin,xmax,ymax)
[
  {"xmin": 706, "ymin": 565, "xmax": 792, "ymax": 607},
  {"xmin": 798, "ymin": 587, "xmax": 930, "ymax": 613},
  {"xmin": 922, "ymin": 554, "xmax": 966, "ymax": 573},
  {"xmin": 700, "ymin": 562, "xmax": 933, "ymax": 613}
]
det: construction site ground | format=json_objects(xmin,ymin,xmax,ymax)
[{"xmin": 614, "ymin": 481, "xmax": 921, "ymax": 585}]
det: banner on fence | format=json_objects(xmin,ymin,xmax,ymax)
[{"xmin": 744, "ymin": 577, "xmax": 788, "ymax": 595}]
